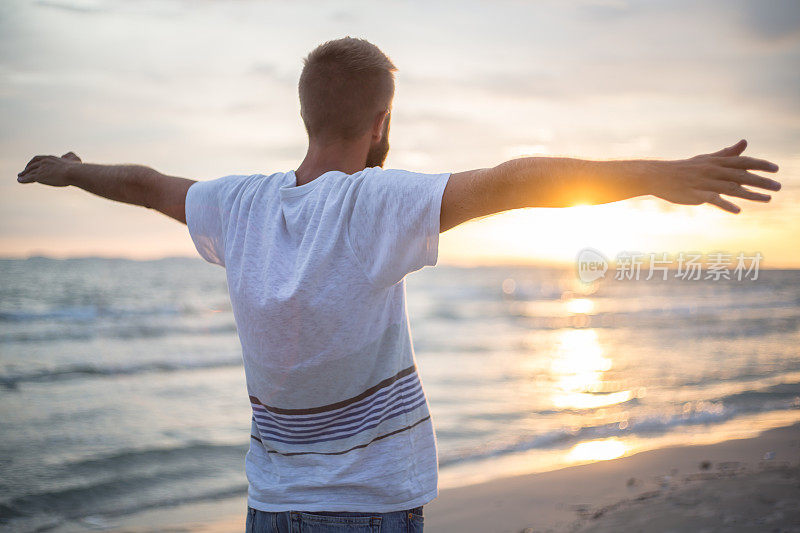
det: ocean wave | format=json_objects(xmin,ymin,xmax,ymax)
[
  {"xmin": 0, "ymin": 321, "xmax": 237, "ymax": 344},
  {"xmin": 438, "ymin": 381, "xmax": 800, "ymax": 467},
  {"xmin": 505, "ymin": 311, "xmax": 800, "ymax": 337},
  {"xmin": 0, "ymin": 357, "xmax": 242, "ymax": 389},
  {"xmin": 0, "ymin": 304, "xmax": 188, "ymax": 323},
  {"xmin": 506, "ymin": 293, "xmax": 799, "ymax": 318},
  {"xmin": 52, "ymin": 442, "xmax": 248, "ymax": 476},
  {"xmin": 0, "ymin": 442, "xmax": 248, "ymax": 529},
  {"xmin": 0, "ymin": 485, "xmax": 249, "ymax": 533}
]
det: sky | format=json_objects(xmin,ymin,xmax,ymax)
[{"xmin": 1, "ymin": 0, "xmax": 799, "ymax": 266}]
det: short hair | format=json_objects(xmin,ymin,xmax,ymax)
[{"xmin": 299, "ymin": 37, "xmax": 397, "ymax": 141}]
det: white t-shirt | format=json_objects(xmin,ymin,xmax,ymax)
[{"xmin": 185, "ymin": 166, "xmax": 451, "ymax": 512}]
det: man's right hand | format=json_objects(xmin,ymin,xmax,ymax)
[{"xmin": 646, "ymin": 140, "xmax": 780, "ymax": 214}]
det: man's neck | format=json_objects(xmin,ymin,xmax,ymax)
[{"xmin": 294, "ymin": 139, "xmax": 369, "ymax": 186}]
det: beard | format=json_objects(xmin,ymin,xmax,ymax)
[{"xmin": 365, "ymin": 114, "xmax": 390, "ymax": 168}]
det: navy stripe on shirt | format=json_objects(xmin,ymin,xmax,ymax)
[{"xmin": 249, "ymin": 366, "xmax": 427, "ymax": 446}]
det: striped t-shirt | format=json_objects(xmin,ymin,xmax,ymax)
[{"xmin": 185, "ymin": 166, "xmax": 451, "ymax": 511}]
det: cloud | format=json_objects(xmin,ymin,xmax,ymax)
[
  {"xmin": 2, "ymin": 0, "xmax": 798, "ymax": 261},
  {"xmin": 35, "ymin": 0, "xmax": 106, "ymax": 14},
  {"xmin": 249, "ymin": 62, "xmax": 298, "ymax": 86},
  {"xmin": 737, "ymin": 0, "xmax": 800, "ymax": 42}
]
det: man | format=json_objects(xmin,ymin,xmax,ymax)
[{"xmin": 16, "ymin": 37, "xmax": 780, "ymax": 532}]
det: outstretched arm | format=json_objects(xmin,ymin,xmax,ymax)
[
  {"xmin": 16, "ymin": 152, "xmax": 195, "ymax": 224},
  {"xmin": 440, "ymin": 140, "xmax": 781, "ymax": 232}
]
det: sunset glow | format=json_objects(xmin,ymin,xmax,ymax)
[{"xmin": 1, "ymin": 0, "xmax": 797, "ymax": 265}]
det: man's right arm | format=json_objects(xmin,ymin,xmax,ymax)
[{"xmin": 439, "ymin": 139, "xmax": 781, "ymax": 232}]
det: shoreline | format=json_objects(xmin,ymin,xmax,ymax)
[
  {"xmin": 86, "ymin": 420, "xmax": 800, "ymax": 533},
  {"xmin": 425, "ymin": 420, "xmax": 800, "ymax": 532}
]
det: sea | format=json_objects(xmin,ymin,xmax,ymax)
[{"xmin": 1, "ymin": 257, "xmax": 799, "ymax": 532}]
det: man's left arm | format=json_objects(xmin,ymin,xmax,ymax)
[{"xmin": 17, "ymin": 152, "xmax": 195, "ymax": 224}]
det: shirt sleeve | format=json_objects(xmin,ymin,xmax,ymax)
[
  {"xmin": 185, "ymin": 175, "xmax": 249, "ymax": 267},
  {"xmin": 347, "ymin": 168, "xmax": 451, "ymax": 288}
]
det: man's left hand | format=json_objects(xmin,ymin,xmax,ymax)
[{"xmin": 17, "ymin": 152, "xmax": 82, "ymax": 186}]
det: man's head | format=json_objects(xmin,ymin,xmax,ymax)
[{"xmin": 299, "ymin": 37, "xmax": 396, "ymax": 167}]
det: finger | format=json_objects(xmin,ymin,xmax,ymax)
[
  {"xmin": 24, "ymin": 154, "xmax": 57, "ymax": 168},
  {"xmin": 709, "ymin": 139, "xmax": 747, "ymax": 157},
  {"xmin": 25, "ymin": 155, "xmax": 47, "ymax": 167},
  {"xmin": 698, "ymin": 179, "xmax": 771, "ymax": 202},
  {"xmin": 17, "ymin": 169, "xmax": 39, "ymax": 183},
  {"xmin": 61, "ymin": 151, "xmax": 81, "ymax": 162},
  {"xmin": 711, "ymin": 167, "xmax": 781, "ymax": 191},
  {"xmin": 21, "ymin": 155, "xmax": 58, "ymax": 175},
  {"xmin": 716, "ymin": 155, "xmax": 779, "ymax": 173},
  {"xmin": 695, "ymin": 190, "xmax": 741, "ymax": 214},
  {"xmin": 18, "ymin": 161, "xmax": 42, "ymax": 177}
]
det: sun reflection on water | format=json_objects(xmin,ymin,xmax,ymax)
[
  {"xmin": 565, "ymin": 297, "xmax": 594, "ymax": 315},
  {"xmin": 550, "ymin": 328, "xmax": 633, "ymax": 410},
  {"xmin": 568, "ymin": 438, "xmax": 628, "ymax": 462}
]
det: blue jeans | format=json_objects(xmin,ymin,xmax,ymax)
[{"xmin": 245, "ymin": 506, "xmax": 424, "ymax": 532}]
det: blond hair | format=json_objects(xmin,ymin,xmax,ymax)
[{"xmin": 299, "ymin": 37, "xmax": 397, "ymax": 141}]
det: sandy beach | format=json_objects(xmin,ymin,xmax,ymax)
[{"xmin": 94, "ymin": 422, "xmax": 800, "ymax": 533}]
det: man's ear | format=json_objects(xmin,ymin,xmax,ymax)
[{"xmin": 371, "ymin": 109, "xmax": 389, "ymax": 141}]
